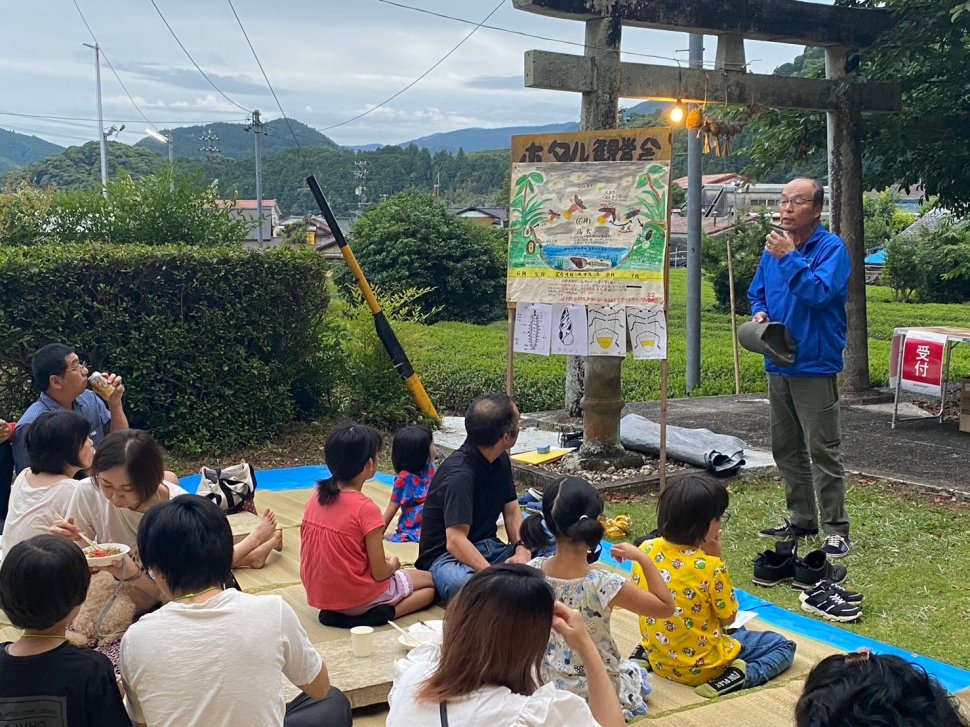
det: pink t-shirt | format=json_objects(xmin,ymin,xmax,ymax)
[{"xmin": 300, "ymin": 489, "xmax": 386, "ymax": 611}]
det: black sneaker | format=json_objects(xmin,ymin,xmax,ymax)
[
  {"xmin": 694, "ymin": 659, "xmax": 747, "ymax": 698},
  {"xmin": 799, "ymin": 579, "xmax": 863, "ymax": 605},
  {"xmin": 752, "ymin": 547, "xmax": 795, "ymax": 587},
  {"xmin": 629, "ymin": 644, "xmax": 652, "ymax": 671},
  {"xmin": 820, "ymin": 534, "xmax": 852, "ymax": 559},
  {"xmin": 800, "ymin": 587, "xmax": 862, "ymax": 622},
  {"xmin": 759, "ymin": 520, "xmax": 818, "ymax": 540},
  {"xmin": 792, "ymin": 549, "xmax": 848, "ymax": 590}
]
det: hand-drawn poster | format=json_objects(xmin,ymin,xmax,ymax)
[
  {"xmin": 627, "ymin": 305, "xmax": 668, "ymax": 360},
  {"xmin": 587, "ymin": 305, "xmax": 626, "ymax": 357},
  {"xmin": 513, "ymin": 303, "xmax": 552, "ymax": 356},
  {"xmin": 507, "ymin": 128, "xmax": 672, "ymax": 306},
  {"xmin": 551, "ymin": 303, "xmax": 588, "ymax": 356}
]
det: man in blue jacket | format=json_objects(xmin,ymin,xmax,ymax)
[{"xmin": 748, "ymin": 178, "xmax": 852, "ymax": 558}]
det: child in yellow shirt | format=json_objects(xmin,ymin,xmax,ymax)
[{"xmin": 631, "ymin": 475, "xmax": 796, "ymax": 698}]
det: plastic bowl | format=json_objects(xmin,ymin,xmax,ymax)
[{"xmin": 82, "ymin": 542, "xmax": 130, "ymax": 567}]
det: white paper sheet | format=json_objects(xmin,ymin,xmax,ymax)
[
  {"xmin": 587, "ymin": 304, "xmax": 627, "ymax": 357},
  {"xmin": 627, "ymin": 305, "xmax": 668, "ymax": 360},
  {"xmin": 550, "ymin": 304, "xmax": 589, "ymax": 356},
  {"xmin": 513, "ymin": 303, "xmax": 552, "ymax": 356}
]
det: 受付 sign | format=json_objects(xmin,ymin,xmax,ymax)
[{"xmin": 889, "ymin": 331, "xmax": 947, "ymax": 396}]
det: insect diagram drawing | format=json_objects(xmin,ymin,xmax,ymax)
[
  {"xmin": 507, "ymin": 128, "xmax": 672, "ymax": 307},
  {"xmin": 513, "ymin": 303, "xmax": 552, "ymax": 356},
  {"xmin": 587, "ymin": 305, "xmax": 626, "ymax": 357},
  {"xmin": 551, "ymin": 304, "xmax": 588, "ymax": 356},
  {"xmin": 627, "ymin": 305, "xmax": 667, "ymax": 360}
]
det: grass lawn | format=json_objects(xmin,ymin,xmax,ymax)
[
  {"xmin": 603, "ymin": 475, "xmax": 970, "ymax": 669},
  {"xmin": 396, "ymin": 270, "xmax": 970, "ymax": 414}
]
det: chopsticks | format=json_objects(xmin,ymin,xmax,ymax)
[
  {"xmin": 53, "ymin": 512, "xmax": 98, "ymax": 549},
  {"xmin": 386, "ymin": 620, "xmax": 421, "ymax": 646}
]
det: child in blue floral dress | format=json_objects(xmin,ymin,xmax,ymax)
[{"xmin": 383, "ymin": 425, "xmax": 436, "ymax": 543}]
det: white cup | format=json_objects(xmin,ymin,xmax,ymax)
[{"xmin": 350, "ymin": 626, "xmax": 374, "ymax": 657}]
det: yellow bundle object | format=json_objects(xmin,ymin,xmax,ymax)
[{"xmin": 600, "ymin": 514, "xmax": 632, "ymax": 538}]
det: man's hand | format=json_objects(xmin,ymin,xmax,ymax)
[
  {"xmin": 0, "ymin": 419, "xmax": 12, "ymax": 443},
  {"xmin": 752, "ymin": 312, "xmax": 769, "ymax": 324},
  {"xmin": 765, "ymin": 230, "xmax": 796, "ymax": 260},
  {"xmin": 104, "ymin": 372, "xmax": 126, "ymax": 409},
  {"xmin": 506, "ymin": 545, "xmax": 532, "ymax": 565}
]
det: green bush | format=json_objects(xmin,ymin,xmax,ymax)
[
  {"xmin": 883, "ymin": 235, "xmax": 922, "ymax": 302},
  {"xmin": 0, "ymin": 173, "xmax": 249, "ymax": 246},
  {"xmin": 701, "ymin": 213, "xmax": 773, "ymax": 315},
  {"xmin": 320, "ymin": 287, "xmax": 440, "ymax": 430},
  {"xmin": 0, "ymin": 244, "xmax": 330, "ymax": 454},
  {"xmin": 335, "ymin": 190, "xmax": 507, "ymax": 324},
  {"xmin": 885, "ymin": 221, "xmax": 970, "ymax": 304}
]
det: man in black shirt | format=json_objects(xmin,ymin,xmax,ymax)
[{"xmin": 417, "ymin": 394, "xmax": 533, "ymax": 602}]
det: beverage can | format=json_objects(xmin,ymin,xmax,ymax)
[{"xmin": 88, "ymin": 371, "xmax": 116, "ymax": 399}]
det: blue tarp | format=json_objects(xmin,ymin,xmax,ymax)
[
  {"xmin": 182, "ymin": 465, "xmax": 970, "ymax": 693},
  {"xmin": 865, "ymin": 249, "xmax": 886, "ymax": 265}
]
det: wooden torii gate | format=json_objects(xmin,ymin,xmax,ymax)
[{"xmin": 514, "ymin": 0, "xmax": 901, "ymax": 465}]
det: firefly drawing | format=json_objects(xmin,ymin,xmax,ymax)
[{"xmin": 563, "ymin": 194, "xmax": 586, "ymax": 220}]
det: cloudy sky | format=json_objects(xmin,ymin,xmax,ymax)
[{"xmin": 0, "ymin": 0, "xmax": 807, "ymax": 148}]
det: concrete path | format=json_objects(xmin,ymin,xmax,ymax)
[{"xmin": 525, "ymin": 393, "xmax": 970, "ymax": 494}]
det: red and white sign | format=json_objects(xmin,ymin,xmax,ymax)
[{"xmin": 889, "ymin": 331, "xmax": 947, "ymax": 396}]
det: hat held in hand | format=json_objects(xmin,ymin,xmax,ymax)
[{"xmin": 738, "ymin": 320, "xmax": 797, "ymax": 368}]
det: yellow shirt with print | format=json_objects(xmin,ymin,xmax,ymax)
[{"xmin": 630, "ymin": 537, "xmax": 740, "ymax": 687}]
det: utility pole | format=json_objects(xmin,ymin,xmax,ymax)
[
  {"xmin": 354, "ymin": 160, "xmax": 368, "ymax": 219},
  {"xmin": 685, "ymin": 33, "xmax": 704, "ymax": 393},
  {"xmin": 83, "ymin": 42, "xmax": 108, "ymax": 197},
  {"xmin": 247, "ymin": 110, "xmax": 266, "ymax": 242},
  {"xmin": 200, "ymin": 128, "xmax": 220, "ymax": 161}
]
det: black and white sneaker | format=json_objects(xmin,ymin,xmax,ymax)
[
  {"xmin": 759, "ymin": 520, "xmax": 818, "ymax": 540},
  {"xmin": 800, "ymin": 587, "xmax": 862, "ymax": 622},
  {"xmin": 800, "ymin": 580, "xmax": 863, "ymax": 605},
  {"xmin": 820, "ymin": 534, "xmax": 852, "ymax": 559},
  {"xmin": 694, "ymin": 659, "xmax": 747, "ymax": 698}
]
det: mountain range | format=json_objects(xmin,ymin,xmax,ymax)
[{"xmin": 0, "ymin": 100, "xmax": 667, "ymax": 171}]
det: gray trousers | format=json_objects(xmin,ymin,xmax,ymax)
[{"xmin": 768, "ymin": 374, "xmax": 849, "ymax": 536}]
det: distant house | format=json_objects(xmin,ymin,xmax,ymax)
[
  {"xmin": 454, "ymin": 206, "xmax": 509, "ymax": 228},
  {"xmin": 223, "ymin": 199, "xmax": 282, "ymax": 244}
]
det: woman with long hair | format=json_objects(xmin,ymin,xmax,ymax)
[{"xmin": 387, "ymin": 564, "xmax": 624, "ymax": 727}]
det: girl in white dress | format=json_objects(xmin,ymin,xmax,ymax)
[
  {"xmin": 387, "ymin": 564, "xmax": 626, "ymax": 727},
  {"xmin": 521, "ymin": 476, "xmax": 675, "ymax": 721}
]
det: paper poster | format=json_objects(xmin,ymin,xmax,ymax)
[
  {"xmin": 507, "ymin": 128, "xmax": 671, "ymax": 307},
  {"xmin": 513, "ymin": 303, "xmax": 552, "ymax": 356},
  {"xmin": 587, "ymin": 304, "xmax": 626, "ymax": 357},
  {"xmin": 551, "ymin": 304, "xmax": 588, "ymax": 356},
  {"xmin": 627, "ymin": 305, "xmax": 668, "ymax": 360}
]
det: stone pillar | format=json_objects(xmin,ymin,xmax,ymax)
[{"xmin": 826, "ymin": 47, "xmax": 870, "ymax": 393}]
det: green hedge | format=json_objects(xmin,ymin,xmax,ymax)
[{"xmin": 0, "ymin": 244, "xmax": 330, "ymax": 454}]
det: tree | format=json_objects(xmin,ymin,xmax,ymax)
[
  {"xmin": 743, "ymin": 1, "xmax": 970, "ymax": 213},
  {"xmin": 334, "ymin": 190, "xmax": 506, "ymax": 323}
]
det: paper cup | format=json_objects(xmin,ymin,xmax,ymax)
[{"xmin": 350, "ymin": 625, "xmax": 374, "ymax": 657}]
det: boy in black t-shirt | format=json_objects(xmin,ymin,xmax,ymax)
[{"xmin": 0, "ymin": 535, "xmax": 130, "ymax": 727}]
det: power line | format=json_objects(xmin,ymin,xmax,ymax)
[
  {"xmin": 0, "ymin": 124, "xmax": 95, "ymax": 142},
  {"xmin": 319, "ymin": 0, "xmax": 505, "ymax": 131},
  {"xmin": 225, "ymin": 0, "xmax": 306, "ymax": 152},
  {"xmin": 375, "ymin": 0, "xmax": 712, "ymax": 68},
  {"xmin": 0, "ymin": 110, "xmax": 248, "ymax": 125},
  {"xmin": 147, "ymin": 0, "xmax": 251, "ymax": 113},
  {"xmin": 70, "ymin": 0, "xmax": 160, "ymax": 131}
]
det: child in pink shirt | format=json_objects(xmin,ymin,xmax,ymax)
[{"xmin": 300, "ymin": 423, "xmax": 436, "ymax": 628}]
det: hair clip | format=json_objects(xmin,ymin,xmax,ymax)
[
  {"xmin": 843, "ymin": 650, "xmax": 871, "ymax": 665},
  {"xmin": 577, "ymin": 514, "xmax": 590, "ymax": 521}
]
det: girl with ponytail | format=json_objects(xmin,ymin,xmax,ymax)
[{"xmin": 522, "ymin": 476, "xmax": 674, "ymax": 721}]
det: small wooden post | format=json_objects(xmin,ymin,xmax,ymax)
[
  {"xmin": 726, "ymin": 237, "xmax": 742, "ymax": 395},
  {"xmin": 659, "ymin": 137, "xmax": 673, "ymax": 492},
  {"xmin": 506, "ymin": 304, "xmax": 516, "ymax": 397}
]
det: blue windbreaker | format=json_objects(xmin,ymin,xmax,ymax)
[{"xmin": 747, "ymin": 225, "xmax": 851, "ymax": 377}]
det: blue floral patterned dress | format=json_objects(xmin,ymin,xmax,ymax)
[{"xmin": 386, "ymin": 463, "xmax": 435, "ymax": 543}]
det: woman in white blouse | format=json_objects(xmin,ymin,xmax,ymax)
[
  {"xmin": 387, "ymin": 564, "xmax": 624, "ymax": 727},
  {"xmin": 1, "ymin": 411, "xmax": 92, "ymax": 559}
]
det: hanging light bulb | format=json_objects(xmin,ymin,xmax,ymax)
[{"xmin": 668, "ymin": 100, "xmax": 686, "ymax": 125}]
